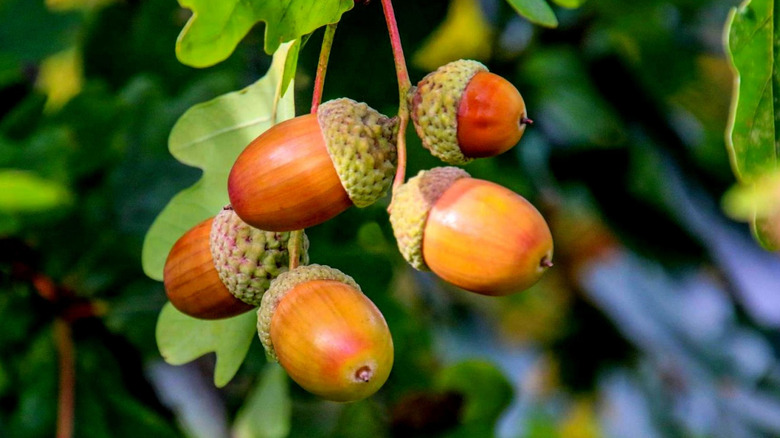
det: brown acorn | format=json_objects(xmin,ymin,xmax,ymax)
[
  {"xmin": 162, "ymin": 206, "xmax": 308, "ymax": 319},
  {"xmin": 390, "ymin": 167, "xmax": 553, "ymax": 296},
  {"xmin": 228, "ymin": 98, "xmax": 398, "ymax": 232},
  {"xmin": 258, "ymin": 265, "xmax": 394, "ymax": 402},
  {"xmin": 410, "ymin": 59, "xmax": 528, "ymax": 165}
]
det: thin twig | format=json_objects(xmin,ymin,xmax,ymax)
[{"xmin": 55, "ymin": 318, "xmax": 75, "ymax": 438}]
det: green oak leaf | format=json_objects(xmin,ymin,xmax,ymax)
[
  {"xmin": 141, "ymin": 41, "xmax": 295, "ymax": 282},
  {"xmin": 725, "ymin": 0, "xmax": 779, "ymax": 250},
  {"xmin": 175, "ymin": 0, "xmax": 352, "ymax": 67},
  {"xmin": 281, "ymin": 38, "xmax": 302, "ymax": 97},
  {"xmin": 233, "ymin": 364, "xmax": 291, "ymax": 438},
  {"xmin": 156, "ymin": 303, "xmax": 257, "ymax": 387},
  {"xmin": 551, "ymin": 0, "xmax": 586, "ymax": 8},
  {"xmin": 435, "ymin": 360, "xmax": 513, "ymax": 426},
  {"xmin": 505, "ymin": 0, "xmax": 558, "ymax": 28}
]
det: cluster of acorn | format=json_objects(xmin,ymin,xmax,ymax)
[{"xmin": 163, "ymin": 59, "xmax": 553, "ymax": 402}]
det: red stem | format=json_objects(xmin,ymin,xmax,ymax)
[
  {"xmin": 311, "ymin": 23, "xmax": 338, "ymax": 114},
  {"xmin": 380, "ymin": 0, "xmax": 411, "ymax": 196},
  {"xmin": 55, "ymin": 319, "xmax": 75, "ymax": 438}
]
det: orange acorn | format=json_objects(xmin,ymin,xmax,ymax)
[
  {"xmin": 163, "ymin": 206, "xmax": 308, "ymax": 319},
  {"xmin": 410, "ymin": 59, "xmax": 529, "ymax": 165},
  {"xmin": 257, "ymin": 265, "xmax": 394, "ymax": 402},
  {"xmin": 228, "ymin": 98, "xmax": 398, "ymax": 231},
  {"xmin": 389, "ymin": 167, "xmax": 553, "ymax": 296}
]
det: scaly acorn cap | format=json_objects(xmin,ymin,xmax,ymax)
[
  {"xmin": 410, "ymin": 60, "xmax": 487, "ymax": 165},
  {"xmin": 389, "ymin": 167, "xmax": 470, "ymax": 270},
  {"xmin": 317, "ymin": 98, "xmax": 399, "ymax": 207},
  {"xmin": 210, "ymin": 206, "xmax": 309, "ymax": 306},
  {"xmin": 257, "ymin": 264, "xmax": 361, "ymax": 361}
]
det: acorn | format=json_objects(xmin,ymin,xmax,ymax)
[
  {"xmin": 389, "ymin": 167, "xmax": 553, "ymax": 296},
  {"xmin": 228, "ymin": 98, "xmax": 399, "ymax": 232},
  {"xmin": 258, "ymin": 264, "xmax": 394, "ymax": 402},
  {"xmin": 410, "ymin": 59, "xmax": 529, "ymax": 165},
  {"xmin": 163, "ymin": 206, "xmax": 309, "ymax": 319}
]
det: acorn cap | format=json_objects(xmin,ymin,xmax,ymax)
[
  {"xmin": 210, "ymin": 206, "xmax": 309, "ymax": 307},
  {"xmin": 257, "ymin": 264, "xmax": 361, "ymax": 361},
  {"xmin": 389, "ymin": 167, "xmax": 470, "ymax": 270},
  {"xmin": 318, "ymin": 98, "xmax": 399, "ymax": 208},
  {"xmin": 410, "ymin": 60, "xmax": 487, "ymax": 165}
]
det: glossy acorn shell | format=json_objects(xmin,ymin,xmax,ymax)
[
  {"xmin": 456, "ymin": 71, "xmax": 527, "ymax": 159},
  {"xmin": 163, "ymin": 218, "xmax": 254, "ymax": 319},
  {"xmin": 422, "ymin": 178, "xmax": 553, "ymax": 296},
  {"xmin": 228, "ymin": 114, "xmax": 352, "ymax": 231},
  {"xmin": 270, "ymin": 279, "xmax": 394, "ymax": 402}
]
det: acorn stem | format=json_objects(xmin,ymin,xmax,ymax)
[
  {"xmin": 288, "ymin": 230, "xmax": 304, "ymax": 270},
  {"xmin": 380, "ymin": 0, "xmax": 410, "ymax": 195},
  {"xmin": 311, "ymin": 23, "xmax": 338, "ymax": 114}
]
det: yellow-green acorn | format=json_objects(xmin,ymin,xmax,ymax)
[
  {"xmin": 229, "ymin": 98, "xmax": 398, "ymax": 232},
  {"xmin": 390, "ymin": 167, "xmax": 553, "ymax": 296},
  {"xmin": 410, "ymin": 60, "xmax": 529, "ymax": 165},
  {"xmin": 258, "ymin": 265, "xmax": 394, "ymax": 402}
]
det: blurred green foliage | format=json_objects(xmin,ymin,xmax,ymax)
[{"xmin": 2, "ymin": 0, "xmax": 779, "ymax": 437}]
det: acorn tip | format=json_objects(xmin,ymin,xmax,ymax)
[{"xmin": 355, "ymin": 366, "xmax": 372, "ymax": 383}]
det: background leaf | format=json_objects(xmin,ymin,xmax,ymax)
[
  {"xmin": 551, "ymin": 0, "xmax": 586, "ymax": 8},
  {"xmin": 141, "ymin": 41, "xmax": 295, "ymax": 281},
  {"xmin": 505, "ymin": 0, "xmax": 558, "ymax": 28},
  {"xmin": 0, "ymin": 169, "xmax": 72, "ymax": 213},
  {"xmin": 175, "ymin": 0, "xmax": 352, "ymax": 67},
  {"xmin": 233, "ymin": 364, "xmax": 291, "ymax": 438},
  {"xmin": 412, "ymin": 0, "xmax": 493, "ymax": 71},
  {"xmin": 725, "ymin": 0, "xmax": 779, "ymax": 249},
  {"xmin": 435, "ymin": 360, "xmax": 513, "ymax": 427},
  {"xmin": 155, "ymin": 303, "xmax": 257, "ymax": 387}
]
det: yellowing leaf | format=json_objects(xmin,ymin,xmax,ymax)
[
  {"xmin": 35, "ymin": 48, "xmax": 82, "ymax": 113},
  {"xmin": 723, "ymin": 170, "xmax": 780, "ymax": 220},
  {"xmin": 558, "ymin": 398, "xmax": 603, "ymax": 438},
  {"xmin": 723, "ymin": 170, "xmax": 780, "ymax": 251},
  {"xmin": 412, "ymin": 0, "xmax": 493, "ymax": 71}
]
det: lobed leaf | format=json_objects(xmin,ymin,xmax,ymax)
[
  {"xmin": 175, "ymin": 0, "xmax": 352, "ymax": 67},
  {"xmin": 155, "ymin": 303, "xmax": 257, "ymax": 387},
  {"xmin": 141, "ymin": 42, "xmax": 295, "ymax": 282}
]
